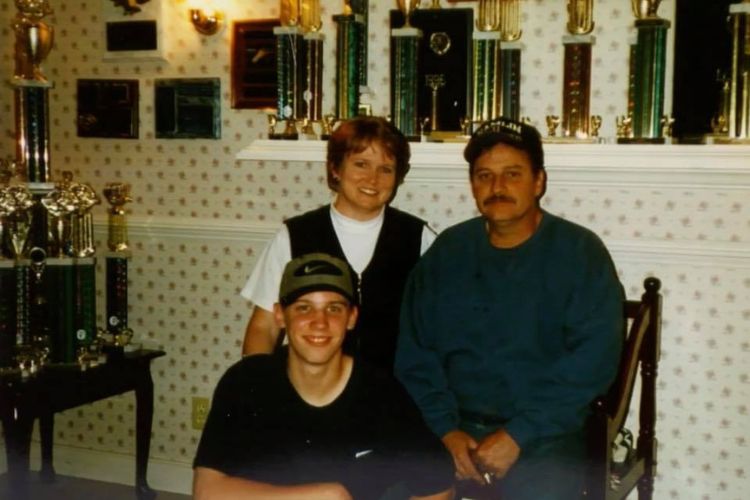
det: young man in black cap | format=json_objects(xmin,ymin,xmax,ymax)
[
  {"xmin": 194, "ymin": 253, "xmax": 453, "ymax": 500},
  {"xmin": 395, "ymin": 118, "xmax": 625, "ymax": 499}
]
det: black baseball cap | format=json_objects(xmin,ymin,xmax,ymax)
[
  {"xmin": 279, "ymin": 253, "xmax": 356, "ymax": 307},
  {"xmin": 464, "ymin": 117, "xmax": 545, "ymax": 173}
]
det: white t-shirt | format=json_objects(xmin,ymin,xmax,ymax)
[{"xmin": 240, "ymin": 203, "xmax": 435, "ymax": 312}]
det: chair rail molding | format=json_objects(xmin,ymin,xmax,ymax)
[{"xmin": 236, "ymin": 141, "xmax": 750, "ymax": 189}]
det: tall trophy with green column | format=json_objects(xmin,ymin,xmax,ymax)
[
  {"xmin": 471, "ymin": 0, "xmax": 502, "ymax": 127},
  {"xmin": 274, "ymin": 1, "xmax": 306, "ymax": 139},
  {"xmin": 499, "ymin": 0, "xmax": 523, "ymax": 121},
  {"xmin": 334, "ymin": 1, "xmax": 366, "ymax": 119},
  {"xmin": 391, "ymin": 0, "xmax": 421, "ymax": 140},
  {"xmin": 300, "ymin": 0, "xmax": 324, "ymax": 138},
  {"xmin": 619, "ymin": 0, "xmax": 670, "ymax": 143}
]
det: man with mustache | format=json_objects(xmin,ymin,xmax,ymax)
[{"xmin": 395, "ymin": 118, "xmax": 624, "ymax": 499}]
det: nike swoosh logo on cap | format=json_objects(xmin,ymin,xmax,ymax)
[
  {"xmin": 354, "ymin": 449, "xmax": 374, "ymax": 459},
  {"xmin": 303, "ymin": 264, "xmax": 327, "ymax": 274}
]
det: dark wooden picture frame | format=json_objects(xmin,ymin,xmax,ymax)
[
  {"xmin": 77, "ymin": 79, "xmax": 139, "ymax": 139},
  {"xmin": 154, "ymin": 78, "xmax": 221, "ymax": 139},
  {"xmin": 231, "ymin": 19, "xmax": 280, "ymax": 109}
]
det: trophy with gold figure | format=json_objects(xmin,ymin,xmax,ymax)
[
  {"xmin": 391, "ymin": 0, "xmax": 422, "ymax": 139},
  {"xmin": 619, "ymin": 0, "xmax": 670, "ymax": 143}
]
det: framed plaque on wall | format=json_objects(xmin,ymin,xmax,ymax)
[
  {"xmin": 77, "ymin": 79, "xmax": 139, "ymax": 139},
  {"xmin": 155, "ymin": 78, "xmax": 221, "ymax": 139},
  {"xmin": 101, "ymin": 0, "xmax": 167, "ymax": 61},
  {"xmin": 231, "ymin": 19, "xmax": 280, "ymax": 109}
]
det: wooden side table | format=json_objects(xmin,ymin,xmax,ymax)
[{"xmin": 1, "ymin": 349, "xmax": 166, "ymax": 500}]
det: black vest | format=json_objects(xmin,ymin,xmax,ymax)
[{"xmin": 285, "ymin": 205, "xmax": 425, "ymax": 371}]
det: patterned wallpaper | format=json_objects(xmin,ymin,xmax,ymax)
[{"xmin": 3, "ymin": 1, "xmax": 750, "ymax": 499}]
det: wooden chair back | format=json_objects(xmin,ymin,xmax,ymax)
[{"xmin": 583, "ymin": 277, "xmax": 662, "ymax": 500}]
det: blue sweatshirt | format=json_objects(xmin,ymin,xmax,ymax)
[{"xmin": 395, "ymin": 212, "xmax": 624, "ymax": 449}]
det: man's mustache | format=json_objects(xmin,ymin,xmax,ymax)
[{"xmin": 483, "ymin": 194, "xmax": 515, "ymax": 206}]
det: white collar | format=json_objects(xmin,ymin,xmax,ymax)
[{"xmin": 329, "ymin": 200, "xmax": 385, "ymax": 232}]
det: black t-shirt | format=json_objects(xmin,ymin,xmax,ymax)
[{"xmin": 194, "ymin": 349, "xmax": 453, "ymax": 499}]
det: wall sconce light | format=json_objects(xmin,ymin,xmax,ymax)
[{"xmin": 190, "ymin": 8, "xmax": 224, "ymax": 36}]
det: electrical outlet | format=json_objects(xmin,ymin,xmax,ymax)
[{"xmin": 192, "ymin": 396, "xmax": 210, "ymax": 430}]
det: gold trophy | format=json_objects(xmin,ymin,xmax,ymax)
[
  {"xmin": 41, "ymin": 183, "xmax": 77, "ymax": 258},
  {"xmin": 280, "ymin": 0, "xmax": 300, "ymax": 26},
  {"xmin": 320, "ymin": 114, "xmax": 338, "ymax": 140},
  {"xmin": 0, "ymin": 185, "xmax": 35, "ymax": 261},
  {"xmin": 631, "ymin": 0, "xmax": 661, "ymax": 19},
  {"xmin": 103, "ymin": 183, "xmax": 132, "ymax": 253},
  {"xmin": 567, "ymin": 0, "xmax": 594, "ymax": 35},
  {"xmin": 397, "ymin": 0, "xmax": 419, "ymax": 28},
  {"xmin": 100, "ymin": 183, "xmax": 133, "ymax": 350},
  {"xmin": 12, "ymin": 0, "xmax": 54, "ymax": 82},
  {"xmin": 69, "ymin": 182, "xmax": 100, "ymax": 258}
]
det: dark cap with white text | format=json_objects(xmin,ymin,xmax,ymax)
[
  {"xmin": 464, "ymin": 117, "xmax": 544, "ymax": 174},
  {"xmin": 279, "ymin": 253, "xmax": 356, "ymax": 307}
]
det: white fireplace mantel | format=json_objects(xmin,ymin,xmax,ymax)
[{"xmin": 237, "ymin": 140, "xmax": 750, "ymax": 189}]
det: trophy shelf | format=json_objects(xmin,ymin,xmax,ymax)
[{"xmin": 236, "ymin": 140, "xmax": 750, "ymax": 189}]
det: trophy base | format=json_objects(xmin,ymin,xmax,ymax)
[
  {"xmin": 298, "ymin": 133, "xmax": 319, "ymax": 141},
  {"xmin": 616, "ymin": 137, "xmax": 666, "ymax": 145},
  {"xmin": 102, "ymin": 250, "xmax": 133, "ymax": 258},
  {"xmin": 703, "ymin": 135, "xmax": 750, "ymax": 145},
  {"xmin": 27, "ymin": 182, "xmax": 55, "ymax": 194},
  {"xmin": 102, "ymin": 343, "xmax": 125, "ymax": 359},
  {"xmin": 543, "ymin": 136, "xmax": 600, "ymax": 144},
  {"xmin": 268, "ymin": 133, "xmax": 299, "ymax": 140},
  {"xmin": 426, "ymin": 131, "xmax": 469, "ymax": 143},
  {"xmin": 10, "ymin": 77, "xmax": 54, "ymax": 89}
]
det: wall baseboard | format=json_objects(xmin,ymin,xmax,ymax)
[{"xmin": 0, "ymin": 443, "xmax": 193, "ymax": 496}]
